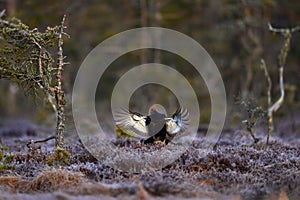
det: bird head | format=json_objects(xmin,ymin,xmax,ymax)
[
  {"xmin": 150, "ymin": 107, "xmax": 156, "ymax": 114},
  {"xmin": 148, "ymin": 104, "xmax": 167, "ymax": 117}
]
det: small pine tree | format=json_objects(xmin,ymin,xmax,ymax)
[{"xmin": 0, "ymin": 10, "xmax": 68, "ymax": 149}]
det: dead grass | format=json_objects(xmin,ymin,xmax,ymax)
[
  {"xmin": 0, "ymin": 168, "xmax": 85, "ymax": 193},
  {"xmin": 0, "ymin": 176, "xmax": 25, "ymax": 191},
  {"xmin": 135, "ymin": 178, "xmax": 150, "ymax": 200},
  {"xmin": 25, "ymin": 168, "xmax": 85, "ymax": 192}
]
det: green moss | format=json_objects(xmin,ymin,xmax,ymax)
[
  {"xmin": 0, "ymin": 162, "xmax": 9, "ymax": 172},
  {"xmin": 4, "ymin": 153, "xmax": 15, "ymax": 163},
  {"xmin": 0, "ymin": 143, "xmax": 9, "ymax": 151},
  {"xmin": 47, "ymin": 147, "xmax": 70, "ymax": 166},
  {"xmin": 0, "ymin": 151, "xmax": 15, "ymax": 172}
]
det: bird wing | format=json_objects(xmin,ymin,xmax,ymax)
[
  {"xmin": 114, "ymin": 108, "xmax": 150, "ymax": 139},
  {"xmin": 165, "ymin": 107, "xmax": 190, "ymax": 135}
]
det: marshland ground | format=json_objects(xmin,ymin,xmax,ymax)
[{"xmin": 0, "ymin": 112, "xmax": 299, "ymax": 200}]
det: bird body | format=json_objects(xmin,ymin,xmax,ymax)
[{"xmin": 114, "ymin": 105, "xmax": 189, "ymax": 144}]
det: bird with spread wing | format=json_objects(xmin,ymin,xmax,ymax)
[{"xmin": 114, "ymin": 105, "xmax": 189, "ymax": 144}]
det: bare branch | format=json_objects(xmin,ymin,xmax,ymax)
[
  {"xmin": 263, "ymin": 23, "xmax": 300, "ymax": 144},
  {"xmin": 269, "ymin": 67, "xmax": 284, "ymax": 112},
  {"xmin": 27, "ymin": 135, "xmax": 56, "ymax": 150},
  {"xmin": 269, "ymin": 22, "xmax": 300, "ymax": 33},
  {"xmin": 260, "ymin": 59, "xmax": 273, "ymax": 142}
]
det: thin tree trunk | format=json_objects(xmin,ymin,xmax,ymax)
[{"xmin": 55, "ymin": 15, "xmax": 67, "ymax": 149}]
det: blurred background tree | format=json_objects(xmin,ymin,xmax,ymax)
[{"xmin": 0, "ymin": 0, "xmax": 299, "ymax": 134}]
